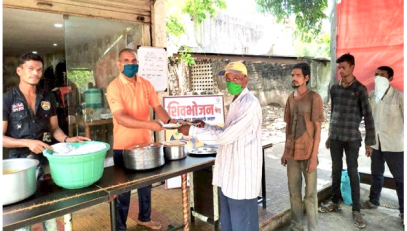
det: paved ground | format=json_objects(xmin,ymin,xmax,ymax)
[
  {"xmin": 28, "ymin": 131, "xmax": 402, "ymax": 231},
  {"xmin": 267, "ymin": 132, "xmax": 402, "ymax": 231}
]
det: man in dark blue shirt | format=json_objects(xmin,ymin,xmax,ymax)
[
  {"xmin": 2, "ymin": 52, "xmax": 89, "ymax": 231},
  {"xmin": 319, "ymin": 53, "xmax": 376, "ymax": 229}
]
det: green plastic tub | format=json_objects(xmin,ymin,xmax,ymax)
[{"xmin": 43, "ymin": 141, "xmax": 110, "ymax": 189}]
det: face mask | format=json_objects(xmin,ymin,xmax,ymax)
[
  {"xmin": 374, "ymin": 75, "xmax": 390, "ymax": 102},
  {"xmin": 226, "ymin": 81, "xmax": 243, "ymax": 95},
  {"xmin": 122, "ymin": 64, "xmax": 139, "ymax": 78}
]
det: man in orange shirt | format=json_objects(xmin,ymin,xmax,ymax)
[{"xmin": 106, "ymin": 48, "xmax": 175, "ymax": 230}]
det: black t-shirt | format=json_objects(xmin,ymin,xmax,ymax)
[{"xmin": 3, "ymin": 86, "xmax": 57, "ymax": 155}]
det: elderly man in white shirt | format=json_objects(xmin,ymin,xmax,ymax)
[
  {"xmin": 178, "ymin": 62, "xmax": 262, "ymax": 231},
  {"xmin": 362, "ymin": 66, "xmax": 404, "ymax": 225}
]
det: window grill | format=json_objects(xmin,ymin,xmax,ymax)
[{"xmin": 190, "ymin": 62, "xmax": 214, "ymax": 93}]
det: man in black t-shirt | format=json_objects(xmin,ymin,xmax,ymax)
[{"xmin": 2, "ymin": 52, "xmax": 89, "ymax": 231}]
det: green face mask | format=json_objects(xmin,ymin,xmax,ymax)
[{"xmin": 226, "ymin": 81, "xmax": 243, "ymax": 95}]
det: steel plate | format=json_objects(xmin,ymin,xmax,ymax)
[{"xmin": 188, "ymin": 147, "xmax": 217, "ymax": 155}]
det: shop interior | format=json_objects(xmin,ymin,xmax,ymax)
[{"xmin": 3, "ymin": 8, "xmax": 147, "ymax": 157}]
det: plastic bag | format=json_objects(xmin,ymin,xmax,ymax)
[{"xmin": 340, "ymin": 170, "xmax": 360, "ymax": 205}]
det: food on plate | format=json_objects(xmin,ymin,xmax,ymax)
[
  {"xmin": 162, "ymin": 123, "xmax": 181, "ymax": 129},
  {"xmin": 164, "ymin": 141, "xmax": 186, "ymax": 146},
  {"xmin": 3, "ymin": 169, "xmax": 20, "ymax": 174},
  {"xmin": 178, "ymin": 120, "xmax": 200, "ymax": 126}
]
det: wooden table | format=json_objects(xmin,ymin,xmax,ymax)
[
  {"xmin": 3, "ymin": 180, "xmax": 108, "ymax": 231},
  {"xmin": 3, "ymin": 156, "xmax": 215, "ymax": 231},
  {"xmin": 68, "ymin": 117, "xmax": 112, "ymax": 139},
  {"xmin": 97, "ymin": 156, "xmax": 215, "ymax": 231}
]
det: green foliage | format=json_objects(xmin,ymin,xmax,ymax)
[
  {"xmin": 256, "ymin": 0, "xmax": 327, "ymax": 42},
  {"xmin": 166, "ymin": 16, "xmax": 186, "ymax": 37},
  {"xmin": 182, "ymin": 0, "xmax": 227, "ymax": 24},
  {"xmin": 177, "ymin": 46, "xmax": 196, "ymax": 66},
  {"xmin": 294, "ymin": 33, "xmax": 330, "ymax": 58},
  {"xmin": 316, "ymin": 33, "xmax": 330, "ymax": 57},
  {"xmin": 67, "ymin": 69, "xmax": 94, "ymax": 93},
  {"xmin": 166, "ymin": 0, "xmax": 226, "ymax": 65}
]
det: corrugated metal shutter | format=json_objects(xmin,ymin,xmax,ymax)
[{"xmin": 3, "ymin": 0, "xmax": 151, "ymax": 24}]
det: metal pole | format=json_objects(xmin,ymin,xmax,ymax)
[
  {"xmin": 262, "ymin": 149, "xmax": 267, "ymax": 209},
  {"xmin": 328, "ymin": 0, "xmax": 338, "ymax": 103},
  {"xmin": 110, "ymin": 197, "xmax": 118, "ymax": 231}
]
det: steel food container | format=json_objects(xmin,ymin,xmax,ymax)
[
  {"xmin": 3, "ymin": 158, "xmax": 39, "ymax": 205},
  {"xmin": 123, "ymin": 143, "xmax": 165, "ymax": 170},
  {"xmin": 163, "ymin": 141, "xmax": 188, "ymax": 161}
]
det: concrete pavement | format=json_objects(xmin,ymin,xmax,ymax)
[{"xmin": 262, "ymin": 131, "xmax": 402, "ymax": 231}]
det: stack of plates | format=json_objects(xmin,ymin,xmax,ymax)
[{"xmin": 124, "ymin": 143, "xmax": 165, "ymax": 170}]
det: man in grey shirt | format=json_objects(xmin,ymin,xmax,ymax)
[{"xmin": 361, "ymin": 66, "xmax": 404, "ymax": 226}]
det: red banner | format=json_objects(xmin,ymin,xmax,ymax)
[{"xmin": 337, "ymin": 0, "xmax": 404, "ymax": 92}]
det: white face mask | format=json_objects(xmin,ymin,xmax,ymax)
[{"xmin": 374, "ymin": 75, "xmax": 390, "ymax": 102}]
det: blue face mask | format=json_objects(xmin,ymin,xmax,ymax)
[{"xmin": 122, "ymin": 64, "xmax": 139, "ymax": 78}]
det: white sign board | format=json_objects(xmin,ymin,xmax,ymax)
[
  {"xmin": 163, "ymin": 95, "xmax": 224, "ymax": 189},
  {"xmin": 163, "ymin": 95, "xmax": 225, "ymax": 124},
  {"xmin": 137, "ymin": 46, "xmax": 168, "ymax": 92}
]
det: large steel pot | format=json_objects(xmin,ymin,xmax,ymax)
[
  {"xmin": 3, "ymin": 158, "xmax": 39, "ymax": 205},
  {"xmin": 123, "ymin": 143, "xmax": 165, "ymax": 170},
  {"xmin": 163, "ymin": 141, "xmax": 188, "ymax": 161}
]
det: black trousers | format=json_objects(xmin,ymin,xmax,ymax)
[
  {"xmin": 329, "ymin": 139, "xmax": 361, "ymax": 212},
  {"xmin": 370, "ymin": 147, "xmax": 404, "ymax": 213},
  {"xmin": 113, "ymin": 150, "xmax": 152, "ymax": 231}
]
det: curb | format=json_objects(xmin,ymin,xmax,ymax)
[{"xmin": 260, "ymin": 183, "xmax": 332, "ymax": 231}]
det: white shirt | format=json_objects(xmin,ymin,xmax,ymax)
[
  {"xmin": 369, "ymin": 87, "xmax": 404, "ymax": 152},
  {"xmin": 189, "ymin": 88, "xmax": 263, "ymax": 200}
]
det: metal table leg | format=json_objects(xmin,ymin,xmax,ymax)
[
  {"xmin": 110, "ymin": 197, "xmax": 118, "ymax": 231},
  {"xmin": 262, "ymin": 148, "xmax": 267, "ymax": 208}
]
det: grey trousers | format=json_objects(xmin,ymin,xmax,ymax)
[
  {"xmin": 287, "ymin": 159, "xmax": 318, "ymax": 231},
  {"xmin": 218, "ymin": 187, "xmax": 259, "ymax": 231}
]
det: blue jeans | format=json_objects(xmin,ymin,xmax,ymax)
[
  {"xmin": 329, "ymin": 139, "xmax": 361, "ymax": 212},
  {"xmin": 218, "ymin": 187, "xmax": 259, "ymax": 231},
  {"xmin": 287, "ymin": 159, "xmax": 318, "ymax": 231},
  {"xmin": 113, "ymin": 150, "xmax": 152, "ymax": 231},
  {"xmin": 369, "ymin": 148, "xmax": 404, "ymax": 213}
]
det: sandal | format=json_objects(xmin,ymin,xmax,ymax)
[
  {"xmin": 318, "ymin": 202, "xmax": 341, "ymax": 213},
  {"xmin": 352, "ymin": 211, "xmax": 367, "ymax": 229},
  {"xmin": 360, "ymin": 200, "xmax": 378, "ymax": 209}
]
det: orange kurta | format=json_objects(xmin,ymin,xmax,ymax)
[{"xmin": 106, "ymin": 73, "xmax": 160, "ymax": 149}]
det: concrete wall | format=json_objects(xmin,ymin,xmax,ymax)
[
  {"xmin": 169, "ymin": 13, "xmax": 296, "ymax": 56},
  {"xmin": 168, "ymin": 58, "xmax": 331, "ymax": 108},
  {"xmin": 214, "ymin": 60, "xmax": 331, "ymax": 107}
]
